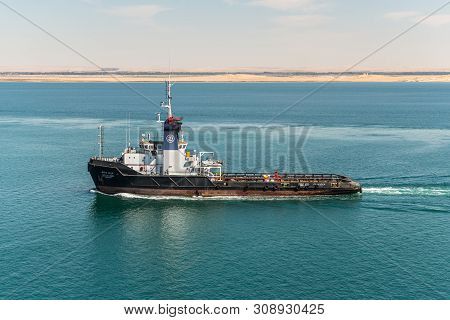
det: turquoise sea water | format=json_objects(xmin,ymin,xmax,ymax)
[{"xmin": 0, "ymin": 82, "xmax": 449, "ymax": 299}]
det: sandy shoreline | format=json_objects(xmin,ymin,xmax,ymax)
[{"xmin": 1, "ymin": 73, "xmax": 450, "ymax": 83}]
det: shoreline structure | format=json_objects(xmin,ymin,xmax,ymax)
[{"xmin": 1, "ymin": 71, "xmax": 450, "ymax": 82}]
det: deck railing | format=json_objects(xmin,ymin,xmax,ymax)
[
  {"xmin": 91, "ymin": 157, "xmax": 120, "ymax": 162},
  {"xmin": 222, "ymin": 173, "xmax": 348, "ymax": 181}
]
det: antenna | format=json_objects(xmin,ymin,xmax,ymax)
[
  {"xmin": 159, "ymin": 53, "xmax": 174, "ymax": 119},
  {"xmin": 137, "ymin": 126, "xmax": 139, "ymax": 146},
  {"xmin": 167, "ymin": 80, "xmax": 172, "ymax": 114},
  {"xmin": 98, "ymin": 125, "xmax": 104, "ymax": 158},
  {"xmin": 128, "ymin": 112, "xmax": 131, "ymax": 148},
  {"xmin": 125, "ymin": 115, "xmax": 127, "ymax": 149},
  {"xmin": 168, "ymin": 53, "xmax": 171, "ymax": 83}
]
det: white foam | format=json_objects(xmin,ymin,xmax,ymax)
[{"xmin": 363, "ymin": 187, "xmax": 450, "ymax": 196}]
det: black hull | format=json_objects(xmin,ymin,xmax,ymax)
[{"xmin": 88, "ymin": 159, "xmax": 362, "ymax": 197}]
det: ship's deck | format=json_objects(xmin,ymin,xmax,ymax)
[{"xmin": 222, "ymin": 172, "xmax": 350, "ymax": 182}]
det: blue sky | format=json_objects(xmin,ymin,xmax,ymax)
[{"xmin": 0, "ymin": 0, "xmax": 449, "ymax": 71}]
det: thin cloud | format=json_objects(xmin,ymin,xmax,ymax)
[
  {"xmin": 104, "ymin": 4, "xmax": 169, "ymax": 19},
  {"xmin": 273, "ymin": 14, "xmax": 331, "ymax": 27},
  {"xmin": 423, "ymin": 14, "xmax": 450, "ymax": 26},
  {"xmin": 384, "ymin": 10, "xmax": 450, "ymax": 26},
  {"xmin": 384, "ymin": 11, "xmax": 419, "ymax": 21},
  {"xmin": 250, "ymin": 0, "xmax": 314, "ymax": 10}
]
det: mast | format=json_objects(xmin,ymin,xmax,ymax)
[
  {"xmin": 128, "ymin": 113, "xmax": 131, "ymax": 148},
  {"xmin": 166, "ymin": 80, "xmax": 173, "ymax": 118},
  {"xmin": 161, "ymin": 80, "xmax": 173, "ymax": 119},
  {"xmin": 98, "ymin": 125, "xmax": 104, "ymax": 158}
]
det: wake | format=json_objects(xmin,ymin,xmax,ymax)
[
  {"xmin": 363, "ymin": 186, "xmax": 450, "ymax": 196},
  {"xmin": 90, "ymin": 187, "xmax": 449, "ymax": 201}
]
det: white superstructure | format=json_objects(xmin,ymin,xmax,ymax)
[{"xmin": 115, "ymin": 81, "xmax": 223, "ymax": 179}]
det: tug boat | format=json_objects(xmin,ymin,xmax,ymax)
[{"xmin": 88, "ymin": 82, "xmax": 362, "ymax": 197}]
